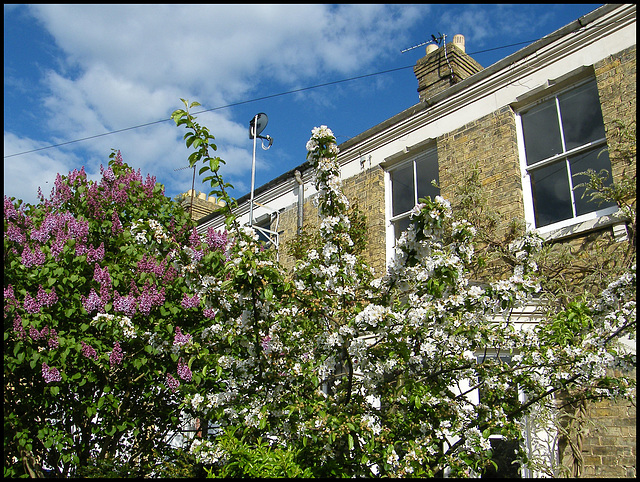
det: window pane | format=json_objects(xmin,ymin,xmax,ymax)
[
  {"xmin": 482, "ymin": 439, "xmax": 521, "ymax": 478},
  {"xmin": 391, "ymin": 162, "xmax": 415, "ymax": 216},
  {"xmin": 521, "ymin": 101, "xmax": 563, "ymax": 165},
  {"xmin": 559, "ymin": 81, "xmax": 606, "ymax": 151},
  {"xmin": 530, "ymin": 161, "xmax": 573, "ymax": 227},
  {"xmin": 570, "ymin": 147, "xmax": 617, "ymax": 217},
  {"xmin": 416, "ymin": 150, "xmax": 440, "ymax": 201},
  {"xmin": 393, "ymin": 216, "xmax": 411, "ymax": 241}
]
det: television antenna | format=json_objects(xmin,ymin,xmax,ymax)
[{"xmin": 400, "ymin": 32, "xmax": 445, "ymax": 53}]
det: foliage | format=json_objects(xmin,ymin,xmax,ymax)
[{"xmin": 199, "ymin": 427, "xmax": 313, "ymax": 478}]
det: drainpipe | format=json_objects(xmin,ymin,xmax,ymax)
[{"xmin": 294, "ymin": 170, "xmax": 304, "ymax": 236}]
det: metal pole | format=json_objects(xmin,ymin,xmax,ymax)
[{"xmin": 249, "ymin": 114, "xmax": 258, "ymax": 227}]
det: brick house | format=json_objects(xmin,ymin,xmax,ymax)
[{"xmin": 196, "ymin": 4, "xmax": 636, "ymax": 477}]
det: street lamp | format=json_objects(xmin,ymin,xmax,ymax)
[{"xmin": 249, "ymin": 113, "xmax": 273, "ymax": 226}]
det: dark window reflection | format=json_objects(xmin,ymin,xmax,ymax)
[
  {"xmin": 522, "ymin": 101, "xmax": 563, "ymax": 165},
  {"xmin": 481, "ymin": 438, "xmax": 521, "ymax": 478},
  {"xmin": 393, "ymin": 216, "xmax": 411, "ymax": 241},
  {"xmin": 531, "ymin": 161, "xmax": 573, "ymax": 227},
  {"xmin": 571, "ymin": 147, "xmax": 617, "ymax": 216},
  {"xmin": 391, "ymin": 162, "xmax": 414, "ymax": 216},
  {"xmin": 416, "ymin": 151, "xmax": 440, "ymax": 201},
  {"xmin": 559, "ymin": 81, "xmax": 606, "ymax": 151}
]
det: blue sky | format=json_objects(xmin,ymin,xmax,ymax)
[{"xmin": 4, "ymin": 4, "xmax": 604, "ymax": 206}]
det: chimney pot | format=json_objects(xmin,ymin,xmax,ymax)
[
  {"xmin": 425, "ymin": 43, "xmax": 438, "ymax": 55},
  {"xmin": 452, "ymin": 34, "xmax": 465, "ymax": 53}
]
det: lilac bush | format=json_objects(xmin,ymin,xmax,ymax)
[{"xmin": 4, "ymin": 150, "xmax": 230, "ymax": 477}]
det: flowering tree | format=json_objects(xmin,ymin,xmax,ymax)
[
  {"xmin": 170, "ymin": 102, "xmax": 635, "ymax": 478},
  {"xmin": 3, "ymin": 151, "xmax": 229, "ymax": 477}
]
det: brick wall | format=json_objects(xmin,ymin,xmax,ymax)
[
  {"xmin": 595, "ymin": 45, "xmax": 637, "ymax": 184},
  {"xmin": 341, "ymin": 165, "xmax": 387, "ymax": 277},
  {"xmin": 272, "ymin": 44, "xmax": 635, "ymax": 479},
  {"xmin": 581, "ymin": 392, "xmax": 636, "ymax": 478},
  {"xmin": 438, "ymin": 105, "xmax": 524, "ymax": 234},
  {"xmin": 577, "ymin": 46, "xmax": 636, "ymax": 479}
]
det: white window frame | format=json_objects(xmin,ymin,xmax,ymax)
[{"xmin": 516, "ymin": 78, "xmax": 618, "ymax": 235}]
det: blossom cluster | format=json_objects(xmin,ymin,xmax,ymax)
[{"xmin": 42, "ymin": 362, "xmax": 62, "ymax": 383}]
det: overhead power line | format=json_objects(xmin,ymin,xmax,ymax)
[{"xmin": 3, "ymin": 65, "xmax": 414, "ymax": 159}]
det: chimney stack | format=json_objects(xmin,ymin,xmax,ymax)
[{"xmin": 413, "ymin": 34, "xmax": 483, "ymax": 102}]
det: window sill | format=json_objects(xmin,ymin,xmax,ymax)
[{"xmin": 538, "ymin": 211, "xmax": 629, "ymax": 243}]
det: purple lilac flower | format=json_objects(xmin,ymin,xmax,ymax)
[
  {"xmin": 189, "ymin": 228, "xmax": 201, "ymax": 248},
  {"xmin": 137, "ymin": 284, "xmax": 165, "ymax": 316},
  {"xmin": 173, "ymin": 327, "xmax": 192, "ymax": 346},
  {"xmin": 4, "ymin": 285, "xmax": 15, "ymax": 300},
  {"xmin": 82, "ymin": 288, "xmax": 104, "ymax": 313},
  {"xmin": 163, "ymin": 265, "xmax": 178, "ymax": 283},
  {"xmin": 166, "ymin": 374, "xmax": 180, "ymax": 392},
  {"xmin": 42, "ymin": 363, "xmax": 62, "ymax": 383},
  {"xmin": 48, "ymin": 329, "xmax": 59, "ymax": 349},
  {"xmin": 37, "ymin": 286, "xmax": 58, "ymax": 308},
  {"xmin": 13, "ymin": 316, "xmax": 26, "ymax": 340},
  {"xmin": 6, "ymin": 223, "xmax": 26, "ymax": 244},
  {"xmin": 68, "ymin": 166, "xmax": 87, "ymax": 186},
  {"xmin": 113, "ymin": 292, "xmax": 137, "ymax": 317},
  {"xmin": 50, "ymin": 238, "xmax": 66, "ymax": 260},
  {"xmin": 51, "ymin": 173, "xmax": 74, "ymax": 206},
  {"xmin": 86, "ymin": 242, "xmax": 105, "ymax": 263},
  {"xmin": 203, "ymin": 308, "xmax": 217, "ymax": 319},
  {"xmin": 110, "ymin": 341, "xmax": 123, "ymax": 367},
  {"xmin": 177, "ymin": 358, "xmax": 192, "ymax": 381},
  {"xmin": 21, "ymin": 246, "xmax": 46, "ymax": 268},
  {"xmin": 4, "ymin": 285, "xmax": 16, "ymax": 311},
  {"xmin": 94, "ymin": 264, "xmax": 111, "ymax": 286},
  {"xmin": 181, "ymin": 293, "xmax": 200, "ymax": 310},
  {"xmin": 100, "ymin": 165, "xmax": 116, "ymax": 183},
  {"xmin": 81, "ymin": 341, "xmax": 99, "ymax": 361},
  {"xmin": 205, "ymin": 228, "xmax": 228, "ymax": 250},
  {"xmin": 29, "ymin": 326, "xmax": 42, "ymax": 340},
  {"xmin": 24, "ymin": 293, "xmax": 42, "ymax": 314},
  {"xmin": 137, "ymin": 255, "xmax": 166, "ymax": 277},
  {"xmin": 111, "ymin": 211, "xmax": 123, "ymax": 235},
  {"xmin": 4, "ymin": 195, "xmax": 19, "ymax": 220}
]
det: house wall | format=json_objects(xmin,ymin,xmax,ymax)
[
  {"xmin": 580, "ymin": 382, "xmax": 637, "ymax": 478},
  {"xmin": 275, "ymin": 43, "xmax": 636, "ymax": 478},
  {"xmin": 568, "ymin": 44, "xmax": 636, "ymax": 480},
  {"xmin": 277, "ymin": 165, "xmax": 387, "ymax": 277}
]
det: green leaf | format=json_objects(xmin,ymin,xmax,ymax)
[{"xmin": 348, "ymin": 434, "xmax": 354, "ymax": 451}]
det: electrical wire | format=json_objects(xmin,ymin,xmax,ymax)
[{"xmin": 3, "ymin": 65, "xmax": 415, "ymax": 159}]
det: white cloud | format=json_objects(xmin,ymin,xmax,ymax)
[
  {"xmin": 5, "ymin": 4, "xmax": 430, "ymax": 205},
  {"xmin": 3, "ymin": 132, "xmax": 92, "ymax": 205}
]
